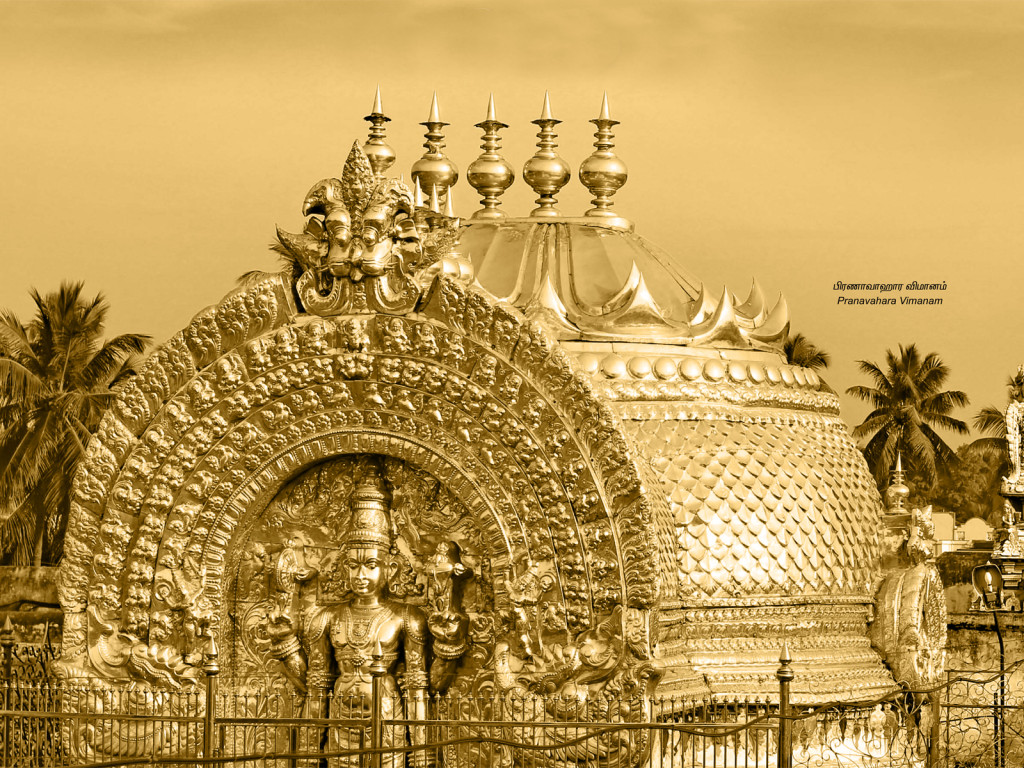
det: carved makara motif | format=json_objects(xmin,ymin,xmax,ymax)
[
  {"xmin": 279, "ymin": 142, "xmax": 465, "ymax": 318},
  {"xmin": 872, "ymin": 499, "xmax": 947, "ymax": 687}
]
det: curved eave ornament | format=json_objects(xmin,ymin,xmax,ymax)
[
  {"xmin": 561, "ymin": 278, "xmax": 789, "ymax": 348},
  {"xmin": 462, "ymin": 219, "xmax": 790, "ymax": 349}
]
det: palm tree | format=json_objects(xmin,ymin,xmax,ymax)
[
  {"xmin": 236, "ymin": 229, "xmax": 315, "ymax": 291},
  {"xmin": 784, "ymin": 332, "xmax": 835, "ymax": 393},
  {"xmin": 0, "ymin": 283, "xmax": 150, "ymax": 566},
  {"xmin": 974, "ymin": 405, "xmax": 1007, "ymax": 441},
  {"xmin": 846, "ymin": 343, "xmax": 969, "ymax": 487},
  {"xmin": 969, "ymin": 368, "xmax": 1024, "ymax": 452},
  {"xmin": 784, "ymin": 332, "xmax": 831, "ymax": 370}
]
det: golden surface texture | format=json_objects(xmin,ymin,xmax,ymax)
[
  {"xmin": 59, "ymin": 270, "xmax": 674, "ymax": 706},
  {"xmin": 606, "ymin": 366, "xmax": 893, "ymax": 703},
  {"xmin": 620, "ymin": 412, "xmax": 880, "ymax": 602}
]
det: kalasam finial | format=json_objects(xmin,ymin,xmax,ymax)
[
  {"xmin": 363, "ymin": 86, "xmax": 395, "ymax": 178},
  {"xmin": 523, "ymin": 91, "xmax": 571, "ymax": 217},
  {"xmin": 885, "ymin": 453, "xmax": 910, "ymax": 513},
  {"xmin": 411, "ymin": 92, "xmax": 459, "ymax": 202},
  {"xmin": 580, "ymin": 92, "xmax": 628, "ymax": 219},
  {"xmin": 468, "ymin": 94, "xmax": 515, "ymax": 219}
]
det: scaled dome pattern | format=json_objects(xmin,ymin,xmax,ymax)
[
  {"xmin": 405, "ymin": 90, "xmax": 894, "ymax": 702},
  {"xmin": 462, "ymin": 214, "xmax": 891, "ymax": 703}
]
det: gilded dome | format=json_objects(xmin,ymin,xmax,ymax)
[{"xmin": 453, "ymin": 211, "xmax": 889, "ymax": 702}]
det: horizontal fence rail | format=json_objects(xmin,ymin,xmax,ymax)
[{"xmin": 2, "ymin": 654, "xmax": 1022, "ymax": 767}]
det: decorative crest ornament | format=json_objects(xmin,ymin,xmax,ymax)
[
  {"xmin": 340, "ymin": 141, "xmax": 376, "ymax": 216},
  {"xmin": 277, "ymin": 140, "xmax": 466, "ymax": 318}
]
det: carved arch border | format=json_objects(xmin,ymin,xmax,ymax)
[{"xmin": 59, "ymin": 273, "xmax": 675, "ymax": 669}]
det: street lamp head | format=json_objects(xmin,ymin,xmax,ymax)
[{"xmin": 973, "ymin": 563, "xmax": 1004, "ymax": 610}]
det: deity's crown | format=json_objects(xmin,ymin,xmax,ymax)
[{"xmin": 343, "ymin": 468, "xmax": 393, "ymax": 550}]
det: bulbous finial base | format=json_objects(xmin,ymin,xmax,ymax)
[
  {"xmin": 468, "ymin": 152, "xmax": 516, "ymax": 218},
  {"xmin": 364, "ymin": 140, "xmax": 397, "ymax": 178},
  {"xmin": 524, "ymin": 106, "xmax": 571, "ymax": 217},
  {"xmin": 580, "ymin": 102, "xmax": 628, "ymax": 219},
  {"xmin": 363, "ymin": 89, "xmax": 395, "ymax": 179},
  {"xmin": 469, "ymin": 103, "xmax": 515, "ymax": 219},
  {"xmin": 411, "ymin": 154, "xmax": 460, "ymax": 202}
]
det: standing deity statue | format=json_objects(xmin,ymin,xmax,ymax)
[
  {"xmin": 299, "ymin": 468, "xmax": 430, "ymax": 768},
  {"xmin": 1004, "ymin": 365, "xmax": 1024, "ymax": 491},
  {"xmin": 1006, "ymin": 400, "xmax": 1023, "ymax": 490}
]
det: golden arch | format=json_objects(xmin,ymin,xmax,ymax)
[{"xmin": 58, "ymin": 274, "xmax": 673, "ymax": 673}]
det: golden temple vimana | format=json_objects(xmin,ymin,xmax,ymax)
[{"xmin": 3, "ymin": 91, "xmax": 1023, "ymax": 768}]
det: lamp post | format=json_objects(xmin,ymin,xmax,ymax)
[{"xmin": 972, "ymin": 563, "xmax": 1006, "ymax": 768}]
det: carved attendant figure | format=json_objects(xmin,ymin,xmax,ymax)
[
  {"xmin": 1007, "ymin": 401, "xmax": 1023, "ymax": 488},
  {"xmin": 304, "ymin": 468, "xmax": 429, "ymax": 768}
]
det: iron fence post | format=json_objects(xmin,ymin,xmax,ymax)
[
  {"xmin": 1, "ymin": 617, "xmax": 14, "ymax": 681},
  {"xmin": 928, "ymin": 692, "xmax": 941, "ymax": 768},
  {"xmin": 1, "ymin": 687, "xmax": 7, "ymax": 768},
  {"xmin": 992, "ymin": 611, "xmax": 1006, "ymax": 768},
  {"xmin": 776, "ymin": 644, "xmax": 793, "ymax": 768},
  {"xmin": 204, "ymin": 636, "xmax": 220, "ymax": 763},
  {"xmin": 1, "ymin": 617, "xmax": 12, "ymax": 768},
  {"xmin": 369, "ymin": 643, "xmax": 387, "ymax": 768}
]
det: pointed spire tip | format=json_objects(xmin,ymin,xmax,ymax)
[
  {"xmin": 486, "ymin": 93, "xmax": 496, "ymax": 122},
  {"xmin": 599, "ymin": 92, "xmax": 611, "ymax": 120},
  {"xmin": 372, "ymin": 85, "xmax": 383, "ymax": 115},
  {"xmin": 540, "ymin": 90, "xmax": 553, "ymax": 120},
  {"xmin": 428, "ymin": 91, "xmax": 440, "ymax": 123}
]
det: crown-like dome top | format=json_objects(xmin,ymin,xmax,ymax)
[{"xmin": 458, "ymin": 218, "xmax": 789, "ymax": 349}]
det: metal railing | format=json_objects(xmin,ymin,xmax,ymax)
[
  {"xmin": 1, "ymin": 640, "xmax": 1020, "ymax": 768},
  {"xmin": 943, "ymin": 667, "xmax": 1024, "ymax": 768}
]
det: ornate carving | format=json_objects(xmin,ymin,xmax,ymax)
[
  {"xmin": 872, "ymin": 493, "xmax": 947, "ymax": 687},
  {"xmin": 279, "ymin": 142, "xmax": 469, "ymax": 319},
  {"xmin": 1004, "ymin": 365, "xmax": 1024, "ymax": 493},
  {"xmin": 489, "ymin": 605, "xmax": 661, "ymax": 768},
  {"xmin": 63, "ymin": 209, "xmax": 663, "ymax": 766}
]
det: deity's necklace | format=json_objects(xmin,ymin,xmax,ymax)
[{"xmin": 341, "ymin": 603, "xmax": 390, "ymax": 648}]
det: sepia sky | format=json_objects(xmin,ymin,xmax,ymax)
[{"xmin": 3, "ymin": 0, "xmax": 1024, "ymax": 444}]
